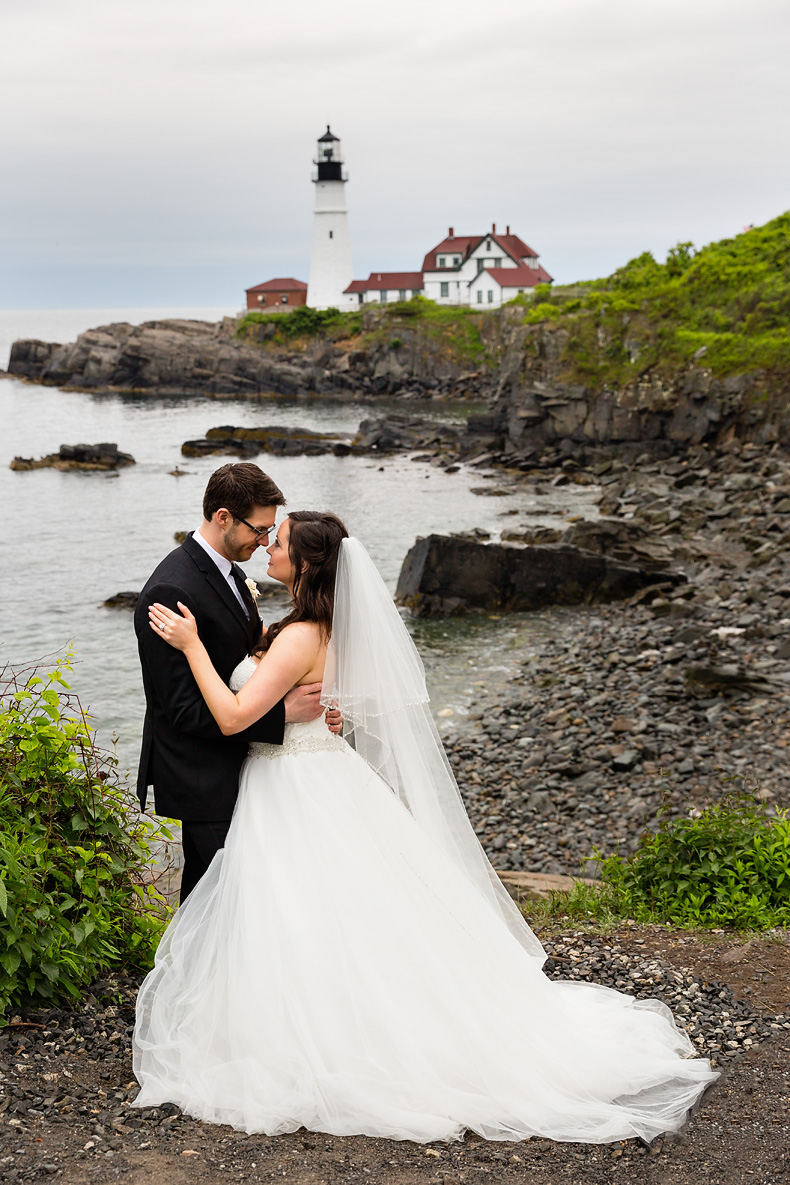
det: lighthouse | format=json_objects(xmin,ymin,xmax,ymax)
[{"xmin": 307, "ymin": 126, "xmax": 355, "ymax": 310}]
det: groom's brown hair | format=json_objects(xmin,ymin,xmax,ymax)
[{"xmin": 203, "ymin": 463, "xmax": 286, "ymax": 521}]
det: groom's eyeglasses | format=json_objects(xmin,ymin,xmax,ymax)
[{"xmin": 235, "ymin": 516, "xmax": 276, "ymax": 541}]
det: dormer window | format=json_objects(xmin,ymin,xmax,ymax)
[
  {"xmin": 453, "ymin": 255, "xmax": 460, "ymax": 265},
  {"xmin": 438, "ymin": 256, "xmax": 446, "ymax": 268}
]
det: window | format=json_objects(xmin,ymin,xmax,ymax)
[
  {"xmin": 440, "ymin": 282, "xmax": 449, "ymax": 298},
  {"xmin": 517, "ymin": 288, "xmax": 524, "ymax": 294},
  {"xmin": 494, "ymin": 257, "xmax": 502, "ymax": 267},
  {"xmin": 358, "ymin": 293, "xmax": 364, "ymax": 305},
  {"xmin": 380, "ymin": 290, "xmax": 387, "ymax": 302},
  {"xmin": 329, "ymin": 230, "xmax": 333, "ymax": 239},
  {"xmin": 486, "ymin": 240, "xmax": 491, "ymax": 251},
  {"xmin": 282, "ymin": 294, "xmax": 289, "ymax": 305},
  {"xmin": 257, "ymin": 295, "xmax": 264, "ymax": 304},
  {"xmin": 476, "ymin": 290, "xmax": 483, "ymax": 304},
  {"xmin": 438, "ymin": 256, "xmax": 446, "ymax": 268},
  {"xmin": 398, "ymin": 289, "xmax": 406, "ymax": 300},
  {"xmin": 453, "ymin": 255, "xmax": 460, "ymax": 265},
  {"xmin": 411, "ymin": 288, "xmax": 422, "ymax": 298},
  {"xmin": 487, "ymin": 290, "xmax": 493, "ymax": 303}
]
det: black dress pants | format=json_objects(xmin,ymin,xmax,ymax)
[{"xmin": 179, "ymin": 819, "xmax": 232, "ymax": 904}]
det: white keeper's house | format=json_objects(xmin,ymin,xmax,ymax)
[
  {"xmin": 341, "ymin": 224, "xmax": 552, "ymax": 309},
  {"xmin": 422, "ymin": 225, "xmax": 553, "ymax": 308}
]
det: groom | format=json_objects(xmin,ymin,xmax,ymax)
[{"xmin": 135, "ymin": 462, "xmax": 332, "ymax": 902}]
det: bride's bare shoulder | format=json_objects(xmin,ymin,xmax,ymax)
[{"xmin": 268, "ymin": 621, "xmax": 323, "ymax": 652}]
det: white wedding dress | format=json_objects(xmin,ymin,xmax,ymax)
[{"xmin": 133, "ymin": 654, "xmax": 716, "ymax": 1144}]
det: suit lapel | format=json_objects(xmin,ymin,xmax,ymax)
[{"xmin": 182, "ymin": 534, "xmax": 251, "ymax": 635}]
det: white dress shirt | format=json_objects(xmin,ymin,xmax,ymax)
[{"xmin": 192, "ymin": 528, "xmax": 249, "ymax": 618}]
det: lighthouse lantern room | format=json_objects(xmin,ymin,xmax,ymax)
[{"xmin": 307, "ymin": 126, "xmax": 355, "ymax": 310}]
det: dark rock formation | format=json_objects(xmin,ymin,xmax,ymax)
[
  {"xmin": 10, "ymin": 443, "xmax": 135, "ymax": 471},
  {"xmin": 103, "ymin": 591, "xmax": 139, "ymax": 610},
  {"xmin": 395, "ymin": 534, "xmax": 686, "ymax": 616},
  {"xmin": 6, "ymin": 316, "xmax": 494, "ymax": 401},
  {"xmin": 181, "ymin": 415, "xmax": 466, "ymax": 461},
  {"xmin": 182, "ymin": 425, "xmax": 353, "ymax": 459}
]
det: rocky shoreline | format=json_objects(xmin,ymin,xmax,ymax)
[
  {"xmin": 4, "ymin": 316, "xmax": 495, "ymax": 402},
  {"xmin": 440, "ymin": 440, "xmax": 790, "ymax": 877}
]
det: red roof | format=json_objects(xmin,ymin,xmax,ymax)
[
  {"xmin": 482, "ymin": 265, "xmax": 554, "ymax": 288},
  {"xmin": 344, "ymin": 272, "xmax": 424, "ymax": 293},
  {"xmin": 422, "ymin": 231, "xmax": 542, "ymax": 273},
  {"xmin": 420, "ymin": 237, "xmax": 479, "ymax": 271},
  {"xmin": 245, "ymin": 277, "xmax": 308, "ymax": 293}
]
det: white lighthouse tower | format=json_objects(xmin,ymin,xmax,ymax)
[{"xmin": 307, "ymin": 126, "xmax": 355, "ymax": 310}]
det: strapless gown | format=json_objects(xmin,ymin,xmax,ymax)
[{"xmin": 132, "ymin": 656, "xmax": 716, "ymax": 1143}]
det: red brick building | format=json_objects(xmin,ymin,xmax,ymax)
[{"xmin": 245, "ymin": 278, "xmax": 308, "ymax": 311}]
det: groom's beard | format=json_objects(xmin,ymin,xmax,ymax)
[{"xmin": 222, "ymin": 526, "xmax": 260, "ymax": 564}]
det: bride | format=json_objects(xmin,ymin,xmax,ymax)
[{"xmin": 133, "ymin": 510, "xmax": 717, "ymax": 1144}]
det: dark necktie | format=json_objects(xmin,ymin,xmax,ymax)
[{"xmin": 229, "ymin": 565, "xmax": 253, "ymax": 620}]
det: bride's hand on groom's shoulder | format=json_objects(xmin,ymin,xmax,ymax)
[{"xmin": 149, "ymin": 601, "xmax": 199, "ymax": 652}]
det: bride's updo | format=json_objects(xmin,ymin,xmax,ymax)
[{"xmin": 256, "ymin": 511, "xmax": 348, "ymax": 654}]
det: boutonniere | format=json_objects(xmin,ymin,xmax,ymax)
[{"xmin": 245, "ymin": 578, "xmax": 260, "ymax": 601}]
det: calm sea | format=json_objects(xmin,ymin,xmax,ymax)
[{"xmin": 0, "ymin": 308, "xmax": 597, "ymax": 781}]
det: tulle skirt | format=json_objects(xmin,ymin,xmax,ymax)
[{"xmin": 133, "ymin": 738, "xmax": 717, "ymax": 1143}]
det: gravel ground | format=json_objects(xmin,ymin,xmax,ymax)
[{"xmin": 0, "ymin": 930, "xmax": 787, "ymax": 1185}]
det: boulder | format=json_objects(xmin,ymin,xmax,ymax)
[
  {"xmin": 10, "ymin": 443, "xmax": 135, "ymax": 471},
  {"xmin": 395, "ymin": 534, "xmax": 686, "ymax": 616},
  {"xmin": 181, "ymin": 425, "xmax": 353, "ymax": 459},
  {"xmin": 103, "ymin": 591, "xmax": 139, "ymax": 610}
]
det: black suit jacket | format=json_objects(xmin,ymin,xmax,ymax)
[{"xmin": 134, "ymin": 533, "xmax": 285, "ymax": 822}]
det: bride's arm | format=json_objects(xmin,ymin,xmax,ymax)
[{"xmin": 149, "ymin": 601, "xmax": 320, "ymax": 735}]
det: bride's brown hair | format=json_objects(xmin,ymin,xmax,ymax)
[{"xmin": 254, "ymin": 511, "xmax": 349, "ymax": 654}]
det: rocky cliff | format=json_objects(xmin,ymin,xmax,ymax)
[
  {"xmin": 6, "ymin": 309, "xmax": 497, "ymax": 401},
  {"xmin": 459, "ymin": 313, "xmax": 789, "ymax": 465}
]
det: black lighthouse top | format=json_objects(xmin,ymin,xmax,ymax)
[{"xmin": 314, "ymin": 125, "xmax": 345, "ymax": 182}]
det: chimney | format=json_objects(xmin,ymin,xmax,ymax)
[
  {"xmin": 448, "ymin": 226, "xmax": 454, "ymax": 238},
  {"xmin": 506, "ymin": 224, "xmax": 510, "ymax": 235},
  {"xmin": 491, "ymin": 222, "xmax": 496, "ymax": 234}
]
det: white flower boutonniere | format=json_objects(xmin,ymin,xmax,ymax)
[{"xmin": 245, "ymin": 578, "xmax": 261, "ymax": 601}]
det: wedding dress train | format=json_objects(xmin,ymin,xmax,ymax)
[{"xmin": 133, "ymin": 658, "xmax": 716, "ymax": 1144}]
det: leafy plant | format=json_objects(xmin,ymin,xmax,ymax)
[
  {"xmin": 0, "ymin": 653, "xmax": 170, "ymax": 1019},
  {"xmin": 596, "ymin": 791, "xmax": 790, "ymax": 929},
  {"xmin": 524, "ymin": 790, "xmax": 790, "ymax": 932}
]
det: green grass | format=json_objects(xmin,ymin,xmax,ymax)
[
  {"xmin": 523, "ymin": 211, "xmax": 790, "ymax": 387},
  {"xmin": 236, "ymin": 296, "xmax": 489, "ymax": 367}
]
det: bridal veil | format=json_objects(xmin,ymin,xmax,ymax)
[{"xmin": 321, "ymin": 536, "xmax": 546, "ymax": 962}]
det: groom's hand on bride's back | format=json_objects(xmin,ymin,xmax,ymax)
[
  {"xmin": 283, "ymin": 685, "xmax": 343, "ymax": 734},
  {"xmin": 284, "ymin": 683, "xmax": 324, "ymax": 725}
]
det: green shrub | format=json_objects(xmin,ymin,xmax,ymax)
[
  {"xmin": 238, "ymin": 305, "xmax": 350, "ymax": 341},
  {"xmin": 0, "ymin": 654, "xmax": 169, "ymax": 1019},
  {"xmin": 596, "ymin": 791, "xmax": 790, "ymax": 929}
]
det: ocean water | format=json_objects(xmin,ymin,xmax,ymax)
[{"xmin": 0, "ymin": 308, "xmax": 597, "ymax": 780}]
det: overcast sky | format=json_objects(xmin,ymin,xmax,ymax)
[{"xmin": 2, "ymin": 0, "xmax": 788, "ymax": 309}]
